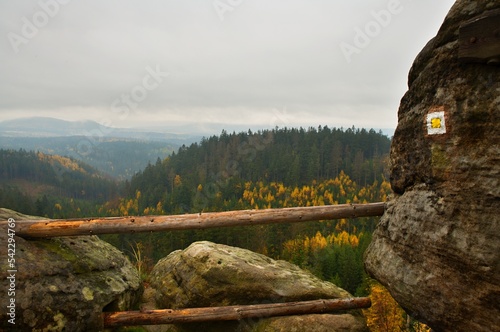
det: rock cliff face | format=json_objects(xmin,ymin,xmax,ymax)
[
  {"xmin": 364, "ymin": 1, "xmax": 500, "ymax": 332},
  {"xmin": 147, "ymin": 241, "xmax": 367, "ymax": 332},
  {"xmin": 0, "ymin": 208, "xmax": 141, "ymax": 331}
]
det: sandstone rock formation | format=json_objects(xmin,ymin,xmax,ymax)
[
  {"xmin": 364, "ymin": 1, "xmax": 500, "ymax": 331},
  {"xmin": 147, "ymin": 241, "xmax": 367, "ymax": 332},
  {"xmin": 0, "ymin": 208, "xmax": 142, "ymax": 331}
]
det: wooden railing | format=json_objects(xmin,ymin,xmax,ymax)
[
  {"xmin": 9, "ymin": 202, "xmax": 385, "ymax": 238},
  {"xmin": 6, "ymin": 202, "xmax": 385, "ymax": 327},
  {"xmin": 103, "ymin": 297, "xmax": 372, "ymax": 328}
]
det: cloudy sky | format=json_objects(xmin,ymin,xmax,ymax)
[{"xmin": 0, "ymin": 0, "xmax": 455, "ymax": 135}]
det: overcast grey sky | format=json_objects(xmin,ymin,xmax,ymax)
[{"xmin": 0, "ymin": 0, "xmax": 455, "ymax": 135}]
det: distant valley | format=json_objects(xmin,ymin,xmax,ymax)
[{"xmin": 0, "ymin": 117, "xmax": 201, "ymax": 179}]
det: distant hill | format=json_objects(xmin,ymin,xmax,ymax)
[
  {"xmin": 0, "ymin": 117, "xmax": 201, "ymax": 142},
  {"xmin": 0, "ymin": 117, "xmax": 109, "ymax": 137},
  {"xmin": 0, "ymin": 149, "xmax": 119, "ymax": 217},
  {"xmin": 0, "ymin": 136, "xmax": 178, "ymax": 179},
  {"xmin": 0, "ymin": 117, "xmax": 201, "ymax": 179}
]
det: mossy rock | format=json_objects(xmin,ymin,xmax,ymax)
[{"xmin": 0, "ymin": 208, "xmax": 142, "ymax": 331}]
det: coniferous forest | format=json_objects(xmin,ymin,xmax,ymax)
[{"xmin": 121, "ymin": 126, "xmax": 390, "ymax": 214}]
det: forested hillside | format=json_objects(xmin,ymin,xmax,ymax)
[
  {"xmin": 0, "ymin": 149, "xmax": 119, "ymax": 217},
  {"xmin": 118, "ymin": 126, "xmax": 390, "ymax": 215},
  {"xmin": 0, "ymin": 136, "xmax": 179, "ymax": 179}
]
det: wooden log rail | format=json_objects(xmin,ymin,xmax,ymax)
[
  {"xmin": 103, "ymin": 297, "xmax": 372, "ymax": 327},
  {"xmin": 6, "ymin": 202, "xmax": 385, "ymax": 238}
]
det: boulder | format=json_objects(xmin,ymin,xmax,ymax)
[
  {"xmin": 364, "ymin": 1, "xmax": 500, "ymax": 332},
  {"xmin": 0, "ymin": 208, "xmax": 142, "ymax": 331},
  {"xmin": 148, "ymin": 241, "xmax": 367, "ymax": 332}
]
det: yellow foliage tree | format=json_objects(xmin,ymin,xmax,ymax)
[
  {"xmin": 309, "ymin": 231, "xmax": 328, "ymax": 251},
  {"xmin": 174, "ymin": 174, "xmax": 182, "ymax": 187},
  {"xmin": 364, "ymin": 282, "xmax": 404, "ymax": 332}
]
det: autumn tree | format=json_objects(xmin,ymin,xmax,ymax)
[{"xmin": 365, "ymin": 281, "xmax": 405, "ymax": 332}]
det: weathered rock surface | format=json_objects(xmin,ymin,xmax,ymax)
[
  {"xmin": 148, "ymin": 241, "xmax": 367, "ymax": 332},
  {"xmin": 252, "ymin": 314, "xmax": 368, "ymax": 332},
  {"xmin": 364, "ymin": 1, "xmax": 500, "ymax": 332},
  {"xmin": 0, "ymin": 208, "xmax": 142, "ymax": 331}
]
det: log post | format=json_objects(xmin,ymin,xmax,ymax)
[
  {"xmin": 7, "ymin": 203, "xmax": 385, "ymax": 238},
  {"xmin": 103, "ymin": 297, "xmax": 371, "ymax": 327}
]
